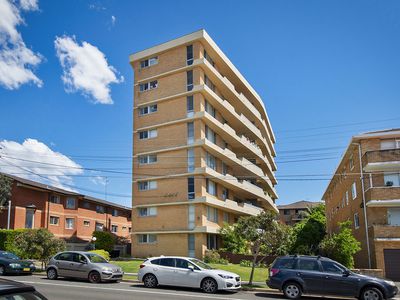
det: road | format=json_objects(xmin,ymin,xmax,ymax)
[{"xmin": 1, "ymin": 274, "xmax": 397, "ymax": 300}]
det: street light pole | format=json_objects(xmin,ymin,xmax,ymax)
[{"xmin": 7, "ymin": 200, "xmax": 11, "ymax": 229}]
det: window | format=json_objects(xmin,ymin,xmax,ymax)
[
  {"xmin": 207, "ymin": 234, "xmax": 217, "ymax": 250},
  {"xmin": 221, "ymin": 162, "xmax": 227, "ymax": 175},
  {"xmin": 354, "ymin": 213, "xmax": 360, "ymax": 229},
  {"xmin": 384, "ymin": 172, "xmax": 400, "ymax": 187},
  {"xmin": 66, "ymin": 197, "xmax": 75, "ymax": 209},
  {"xmin": 138, "ymin": 181, "xmax": 157, "ymax": 191},
  {"xmin": 205, "ymin": 100, "xmax": 216, "ymax": 118},
  {"xmin": 138, "ymin": 234, "xmax": 157, "ymax": 244},
  {"xmin": 222, "ymin": 188, "xmax": 229, "ymax": 201},
  {"xmin": 187, "ymin": 122, "xmax": 194, "ymax": 144},
  {"xmin": 223, "ymin": 212, "xmax": 229, "ymax": 223},
  {"xmin": 122, "ymin": 226, "xmax": 127, "ymax": 231},
  {"xmin": 206, "ymin": 179, "xmax": 217, "ymax": 196},
  {"xmin": 139, "ymin": 104, "xmax": 158, "ymax": 116},
  {"xmin": 140, "ymin": 56, "xmax": 158, "ymax": 68},
  {"xmin": 50, "ymin": 195, "xmax": 60, "ymax": 204},
  {"xmin": 274, "ymin": 258, "xmax": 295, "ymax": 269},
  {"xmin": 381, "ymin": 139, "xmax": 397, "ymax": 150},
  {"xmin": 24, "ymin": 208, "xmax": 35, "ymax": 229},
  {"xmin": 187, "ymin": 95, "xmax": 194, "ymax": 115},
  {"xmin": 204, "ymin": 50, "xmax": 214, "ymax": 66},
  {"xmin": 188, "ymin": 204, "xmax": 195, "ymax": 229},
  {"xmin": 283, "ymin": 209, "xmax": 290, "ymax": 215},
  {"xmin": 65, "ymin": 218, "xmax": 74, "ymax": 229},
  {"xmin": 186, "ymin": 45, "xmax": 193, "ymax": 65},
  {"xmin": 138, "ymin": 207, "xmax": 157, "ymax": 217},
  {"xmin": 56, "ymin": 252, "xmax": 73, "ymax": 261},
  {"xmin": 49, "ymin": 216, "xmax": 59, "ymax": 225},
  {"xmin": 205, "ymin": 125, "xmax": 216, "ymax": 144},
  {"xmin": 346, "ymin": 191, "xmax": 349, "ymax": 206},
  {"xmin": 187, "ymin": 148, "xmax": 195, "ymax": 172},
  {"xmin": 188, "ymin": 234, "xmax": 196, "ymax": 258},
  {"xmin": 187, "ymin": 70, "xmax": 193, "ymax": 91},
  {"xmin": 188, "ymin": 177, "xmax": 195, "ymax": 200},
  {"xmin": 206, "ymin": 152, "xmax": 216, "ymax": 170},
  {"xmin": 349, "ymin": 156, "xmax": 354, "ymax": 170},
  {"xmin": 321, "ymin": 261, "xmax": 345, "ymax": 274},
  {"xmin": 351, "ymin": 182, "xmax": 357, "ymax": 199},
  {"xmin": 204, "ymin": 75, "xmax": 215, "ymax": 91},
  {"xmin": 297, "ymin": 259, "xmax": 320, "ymax": 271},
  {"xmin": 129, "ymin": 227, "xmax": 132, "ymax": 233},
  {"xmin": 388, "ymin": 208, "xmax": 400, "ymax": 226},
  {"xmin": 111, "ymin": 225, "xmax": 118, "ymax": 233},
  {"xmin": 83, "ymin": 220, "xmax": 90, "ymax": 227},
  {"xmin": 139, "ymin": 80, "xmax": 158, "ymax": 92},
  {"xmin": 82, "ymin": 201, "xmax": 90, "ymax": 209},
  {"xmin": 207, "ymin": 206, "xmax": 218, "ymax": 223},
  {"xmin": 112, "ymin": 209, "xmax": 119, "ymax": 217},
  {"xmin": 95, "ymin": 222, "xmax": 104, "ymax": 231},
  {"xmin": 139, "ymin": 154, "xmax": 157, "ymax": 164},
  {"xmin": 96, "ymin": 205, "xmax": 105, "ymax": 214},
  {"xmin": 139, "ymin": 129, "xmax": 157, "ymax": 140},
  {"xmin": 160, "ymin": 258, "xmax": 175, "ymax": 267}
]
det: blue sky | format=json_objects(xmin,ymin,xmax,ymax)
[{"xmin": 0, "ymin": 0, "xmax": 399, "ymax": 207}]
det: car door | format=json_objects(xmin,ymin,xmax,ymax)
[
  {"xmin": 69, "ymin": 253, "xmax": 91, "ymax": 279},
  {"xmin": 154, "ymin": 258, "xmax": 176, "ymax": 285},
  {"xmin": 174, "ymin": 258, "xmax": 201, "ymax": 287},
  {"xmin": 296, "ymin": 259, "xmax": 325, "ymax": 294},
  {"xmin": 320, "ymin": 261, "xmax": 358, "ymax": 297},
  {"xmin": 54, "ymin": 252, "xmax": 74, "ymax": 277}
]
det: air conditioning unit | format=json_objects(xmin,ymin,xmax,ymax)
[{"xmin": 385, "ymin": 181, "xmax": 394, "ymax": 187}]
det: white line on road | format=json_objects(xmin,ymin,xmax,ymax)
[{"xmin": 15, "ymin": 280, "xmax": 248, "ymax": 300}]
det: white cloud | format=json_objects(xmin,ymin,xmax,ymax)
[
  {"xmin": 90, "ymin": 175, "xmax": 107, "ymax": 186},
  {"xmin": 0, "ymin": 138, "xmax": 83, "ymax": 191},
  {"xmin": 111, "ymin": 15, "xmax": 116, "ymax": 26},
  {"xmin": 54, "ymin": 35, "xmax": 123, "ymax": 104},
  {"xmin": 0, "ymin": 0, "xmax": 43, "ymax": 89}
]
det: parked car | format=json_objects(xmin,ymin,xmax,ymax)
[
  {"xmin": 46, "ymin": 251, "xmax": 123, "ymax": 283},
  {"xmin": 267, "ymin": 255, "xmax": 398, "ymax": 300},
  {"xmin": 0, "ymin": 278, "xmax": 47, "ymax": 299},
  {"xmin": 0, "ymin": 251, "xmax": 36, "ymax": 275},
  {"xmin": 138, "ymin": 256, "xmax": 241, "ymax": 294}
]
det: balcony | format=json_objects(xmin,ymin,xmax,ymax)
[
  {"xmin": 369, "ymin": 225, "xmax": 400, "ymax": 240},
  {"xmin": 194, "ymin": 166, "xmax": 277, "ymax": 212},
  {"xmin": 197, "ymin": 138, "xmax": 277, "ymax": 196},
  {"xmin": 365, "ymin": 186, "xmax": 400, "ymax": 201},
  {"xmin": 362, "ymin": 149, "xmax": 400, "ymax": 172},
  {"xmin": 194, "ymin": 195, "xmax": 263, "ymax": 216}
]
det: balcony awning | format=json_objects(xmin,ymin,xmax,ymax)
[
  {"xmin": 364, "ymin": 161, "xmax": 400, "ymax": 172},
  {"xmin": 367, "ymin": 199, "xmax": 400, "ymax": 207}
]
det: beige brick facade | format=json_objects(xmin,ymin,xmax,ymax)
[
  {"xmin": 130, "ymin": 30, "xmax": 277, "ymax": 259},
  {"xmin": 323, "ymin": 129, "xmax": 400, "ymax": 278}
]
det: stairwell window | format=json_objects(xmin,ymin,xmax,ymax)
[
  {"xmin": 346, "ymin": 191, "xmax": 349, "ymax": 205},
  {"xmin": 140, "ymin": 56, "xmax": 158, "ymax": 68},
  {"xmin": 139, "ymin": 80, "xmax": 158, "ymax": 92},
  {"xmin": 138, "ymin": 181, "xmax": 157, "ymax": 191},
  {"xmin": 139, "ymin": 104, "xmax": 157, "ymax": 116},
  {"xmin": 187, "ymin": 122, "xmax": 194, "ymax": 144},
  {"xmin": 138, "ymin": 154, "xmax": 157, "ymax": 165},
  {"xmin": 187, "ymin": 149, "xmax": 195, "ymax": 172},
  {"xmin": 187, "ymin": 70, "xmax": 193, "ymax": 91},
  {"xmin": 139, "ymin": 129, "xmax": 157, "ymax": 140},
  {"xmin": 187, "ymin": 96, "xmax": 194, "ymax": 117},
  {"xmin": 187, "ymin": 45, "xmax": 193, "ymax": 65},
  {"xmin": 351, "ymin": 182, "xmax": 357, "ymax": 199},
  {"xmin": 354, "ymin": 213, "xmax": 360, "ymax": 229},
  {"xmin": 206, "ymin": 179, "xmax": 217, "ymax": 196},
  {"xmin": 188, "ymin": 177, "xmax": 195, "ymax": 200}
]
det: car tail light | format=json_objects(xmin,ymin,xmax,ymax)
[
  {"xmin": 139, "ymin": 264, "xmax": 145, "ymax": 269},
  {"xmin": 270, "ymin": 268, "xmax": 280, "ymax": 277}
]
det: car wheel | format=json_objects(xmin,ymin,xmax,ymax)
[
  {"xmin": 283, "ymin": 282, "xmax": 302, "ymax": 299},
  {"xmin": 143, "ymin": 274, "xmax": 158, "ymax": 288},
  {"xmin": 88, "ymin": 271, "xmax": 102, "ymax": 284},
  {"xmin": 361, "ymin": 287, "xmax": 383, "ymax": 300},
  {"xmin": 0, "ymin": 265, "xmax": 5, "ymax": 276},
  {"xmin": 47, "ymin": 268, "xmax": 58, "ymax": 280},
  {"xmin": 201, "ymin": 277, "xmax": 218, "ymax": 294}
]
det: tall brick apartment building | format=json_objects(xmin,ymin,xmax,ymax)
[
  {"xmin": 0, "ymin": 174, "xmax": 132, "ymax": 254},
  {"xmin": 323, "ymin": 129, "xmax": 400, "ymax": 280},
  {"xmin": 129, "ymin": 30, "xmax": 278, "ymax": 258}
]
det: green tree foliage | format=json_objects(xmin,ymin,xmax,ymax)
[
  {"xmin": 319, "ymin": 221, "xmax": 361, "ymax": 268},
  {"xmin": 0, "ymin": 229, "xmax": 28, "ymax": 250},
  {"xmin": 88, "ymin": 249, "xmax": 110, "ymax": 261},
  {"xmin": 11, "ymin": 229, "xmax": 66, "ymax": 267},
  {"xmin": 0, "ymin": 174, "xmax": 12, "ymax": 208},
  {"xmin": 291, "ymin": 204, "xmax": 326, "ymax": 254},
  {"xmin": 219, "ymin": 223, "xmax": 248, "ymax": 254},
  {"xmin": 92, "ymin": 231, "xmax": 116, "ymax": 252}
]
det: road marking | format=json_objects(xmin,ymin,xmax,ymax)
[{"xmin": 15, "ymin": 280, "xmax": 247, "ymax": 300}]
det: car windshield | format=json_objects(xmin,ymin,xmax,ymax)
[
  {"xmin": 0, "ymin": 252, "xmax": 20, "ymax": 260},
  {"xmin": 189, "ymin": 258, "xmax": 213, "ymax": 270},
  {"xmin": 85, "ymin": 253, "xmax": 107, "ymax": 263}
]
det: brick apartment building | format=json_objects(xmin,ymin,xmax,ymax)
[
  {"xmin": 278, "ymin": 200, "xmax": 322, "ymax": 226},
  {"xmin": 0, "ymin": 174, "xmax": 132, "ymax": 254},
  {"xmin": 129, "ymin": 29, "xmax": 278, "ymax": 258},
  {"xmin": 323, "ymin": 129, "xmax": 400, "ymax": 280}
]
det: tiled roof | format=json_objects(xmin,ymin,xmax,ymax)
[{"xmin": 277, "ymin": 200, "xmax": 322, "ymax": 210}]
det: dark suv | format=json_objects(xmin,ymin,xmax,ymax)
[{"xmin": 267, "ymin": 255, "xmax": 398, "ymax": 300}]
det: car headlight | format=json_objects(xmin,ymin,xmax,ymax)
[
  {"xmin": 9, "ymin": 263, "xmax": 21, "ymax": 268},
  {"xmin": 30, "ymin": 263, "xmax": 35, "ymax": 268},
  {"xmin": 218, "ymin": 274, "xmax": 233, "ymax": 279},
  {"xmin": 385, "ymin": 280, "xmax": 396, "ymax": 286},
  {"xmin": 102, "ymin": 267, "xmax": 112, "ymax": 272}
]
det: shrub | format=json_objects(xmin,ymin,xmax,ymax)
[
  {"xmin": 88, "ymin": 249, "xmax": 110, "ymax": 261},
  {"xmin": 92, "ymin": 231, "xmax": 116, "ymax": 253},
  {"xmin": 240, "ymin": 260, "xmax": 252, "ymax": 267},
  {"xmin": 0, "ymin": 229, "xmax": 29, "ymax": 251},
  {"xmin": 203, "ymin": 250, "xmax": 228, "ymax": 265}
]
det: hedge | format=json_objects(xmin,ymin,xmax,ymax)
[{"xmin": 0, "ymin": 229, "xmax": 29, "ymax": 251}]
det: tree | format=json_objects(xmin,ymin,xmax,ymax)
[
  {"xmin": 12, "ymin": 229, "xmax": 66, "ymax": 268},
  {"xmin": 219, "ymin": 223, "xmax": 247, "ymax": 254},
  {"xmin": 92, "ymin": 231, "xmax": 116, "ymax": 252},
  {"xmin": 291, "ymin": 204, "xmax": 326, "ymax": 255},
  {"xmin": 0, "ymin": 174, "xmax": 12, "ymax": 208},
  {"xmin": 319, "ymin": 221, "xmax": 361, "ymax": 268},
  {"xmin": 235, "ymin": 211, "xmax": 289, "ymax": 285}
]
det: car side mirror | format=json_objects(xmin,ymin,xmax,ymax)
[
  {"xmin": 343, "ymin": 270, "xmax": 350, "ymax": 277},
  {"xmin": 188, "ymin": 265, "xmax": 194, "ymax": 272}
]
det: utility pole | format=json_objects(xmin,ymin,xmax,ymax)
[{"xmin": 7, "ymin": 200, "xmax": 11, "ymax": 229}]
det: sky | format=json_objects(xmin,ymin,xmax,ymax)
[{"xmin": 0, "ymin": 0, "xmax": 399, "ymax": 207}]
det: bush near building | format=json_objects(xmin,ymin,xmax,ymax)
[
  {"xmin": 92, "ymin": 231, "xmax": 116, "ymax": 252},
  {"xmin": 0, "ymin": 229, "xmax": 29, "ymax": 250}
]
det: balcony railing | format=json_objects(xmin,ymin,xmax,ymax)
[
  {"xmin": 362, "ymin": 149, "xmax": 400, "ymax": 172},
  {"xmin": 369, "ymin": 225, "xmax": 400, "ymax": 239}
]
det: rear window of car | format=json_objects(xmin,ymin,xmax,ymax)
[
  {"xmin": 274, "ymin": 258, "xmax": 296, "ymax": 269},
  {"xmin": 55, "ymin": 252, "xmax": 73, "ymax": 261},
  {"xmin": 150, "ymin": 259, "xmax": 160, "ymax": 265},
  {"xmin": 160, "ymin": 258, "xmax": 175, "ymax": 267},
  {"xmin": 297, "ymin": 259, "xmax": 320, "ymax": 271}
]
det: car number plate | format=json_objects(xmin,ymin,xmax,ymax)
[{"xmin": 23, "ymin": 268, "xmax": 30, "ymax": 271}]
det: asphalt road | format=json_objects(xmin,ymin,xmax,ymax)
[{"xmin": 1, "ymin": 274, "xmax": 398, "ymax": 300}]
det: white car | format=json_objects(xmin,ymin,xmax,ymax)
[{"xmin": 138, "ymin": 256, "xmax": 241, "ymax": 293}]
